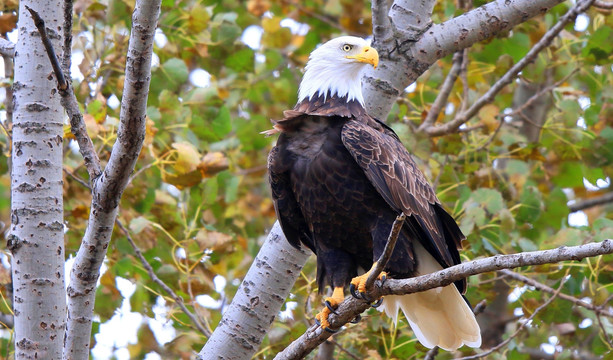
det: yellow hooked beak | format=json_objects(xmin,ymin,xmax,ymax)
[{"xmin": 346, "ymin": 46, "xmax": 379, "ymax": 69}]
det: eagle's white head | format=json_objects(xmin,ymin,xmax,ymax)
[{"xmin": 297, "ymin": 36, "xmax": 379, "ymax": 106}]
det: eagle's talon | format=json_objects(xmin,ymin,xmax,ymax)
[
  {"xmin": 324, "ymin": 326, "xmax": 339, "ymax": 333},
  {"xmin": 350, "ymin": 314, "xmax": 362, "ymax": 323},
  {"xmin": 349, "ymin": 283, "xmax": 360, "ymax": 299},
  {"xmin": 325, "ymin": 300, "xmax": 339, "ymax": 314},
  {"xmin": 371, "ymin": 297, "xmax": 383, "ymax": 308}
]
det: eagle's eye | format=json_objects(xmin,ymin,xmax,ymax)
[{"xmin": 342, "ymin": 44, "xmax": 353, "ymax": 52}]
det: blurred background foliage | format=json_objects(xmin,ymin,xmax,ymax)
[{"xmin": 0, "ymin": 0, "xmax": 613, "ymax": 358}]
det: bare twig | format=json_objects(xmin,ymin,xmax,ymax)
[
  {"xmin": 456, "ymin": 275, "xmax": 568, "ymax": 360},
  {"xmin": 25, "ymin": 6, "xmax": 67, "ymax": 90},
  {"xmin": 499, "ymin": 269, "xmax": 613, "ymax": 319},
  {"xmin": 569, "ymin": 192, "xmax": 613, "ymax": 213},
  {"xmin": 115, "ymin": 220, "xmax": 212, "ymax": 337},
  {"xmin": 365, "ymin": 214, "xmax": 406, "ymax": 291},
  {"xmin": 26, "ymin": 6, "xmax": 102, "ymax": 181},
  {"xmin": 0, "ymin": 38, "xmax": 15, "ymax": 58},
  {"xmin": 63, "ymin": 168, "xmax": 91, "ymax": 189},
  {"xmin": 329, "ymin": 339, "xmax": 361, "ymax": 360},
  {"xmin": 274, "ymin": 239, "xmax": 613, "ymax": 359},
  {"xmin": 418, "ymin": 51, "xmax": 464, "ymax": 132},
  {"xmin": 422, "ymin": 0, "xmax": 595, "ymax": 137}
]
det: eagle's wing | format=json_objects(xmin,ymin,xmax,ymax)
[
  {"xmin": 341, "ymin": 119, "xmax": 464, "ymax": 273},
  {"xmin": 268, "ymin": 144, "xmax": 315, "ymax": 253}
]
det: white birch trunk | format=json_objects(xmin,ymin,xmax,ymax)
[
  {"xmin": 9, "ymin": 1, "xmax": 66, "ymax": 358},
  {"xmin": 197, "ymin": 222, "xmax": 310, "ymax": 359}
]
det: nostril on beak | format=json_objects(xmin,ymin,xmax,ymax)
[{"xmin": 364, "ymin": 48, "xmax": 369, "ymax": 52}]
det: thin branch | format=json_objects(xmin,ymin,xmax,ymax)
[
  {"xmin": 421, "ymin": 0, "xmax": 595, "ymax": 136},
  {"xmin": 274, "ymin": 239, "xmax": 613, "ymax": 359},
  {"xmin": 456, "ymin": 275, "xmax": 568, "ymax": 360},
  {"xmin": 26, "ymin": 6, "xmax": 102, "ymax": 181},
  {"xmin": 594, "ymin": 0, "xmax": 613, "ymax": 8},
  {"xmin": 62, "ymin": 0, "xmax": 73, "ymax": 78},
  {"xmin": 25, "ymin": 6, "xmax": 67, "ymax": 90},
  {"xmin": 499, "ymin": 269, "xmax": 613, "ymax": 319},
  {"xmin": 63, "ymin": 167, "xmax": 91, "ymax": 189},
  {"xmin": 365, "ymin": 213, "xmax": 406, "ymax": 290},
  {"xmin": 418, "ymin": 51, "xmax": 464, "ymax": 132},
  {"xmin": 0, "ymin": 38, "xmax": 15, "ymax": 58},
  {"xmin": 569, "ymin": 192, "xmax": 613, "ymax": 213},
  {"xmin": 115, "ymin": 220, "xmax": 212, "ymax": 337},
  {"xmin": 507, "ymin": 68, "xmax": 579, "ymax": 119},
  {"xmin": 329, "ymin": 339, "xmax": 361, "ymax": 360}
]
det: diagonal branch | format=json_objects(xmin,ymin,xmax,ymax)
[
  {"xmin": 456, "ymin": 274, "xmax": 568, "ymax": 360},
  {"xmin": 422, "ymin": 0, "xmax": 593, "ymax": 136},
  {"xmin": 499, "ymin": 269, "xmax": 613, "ymax": 319},
  {"xmin": 363, "ymin": 0, "xmax": 567, "ymax": 120},
  {"xmin": 365, "ymin": 213, "xmax": 405, "ymax": 291},
  {"xmin": 569, "ymin": 192, "xmax": 613, "ymax": 213},
  {"xmin": 115, "ymin": 220, "xmax": 212, "ymax": 337},
  {"xmin": 25, "ymin": 6, "xmax": 102, "ymax": 181},
  {"xmin": 274, "ymin": 239, "xmax": 613, "ymax": 359},
  {"xmin": 421, "ymin": 0, "xmax": 595, "ymax": 136},
  {"xmin": 417, "ymin": 51, "xmax": 464, "ymax": 132}
]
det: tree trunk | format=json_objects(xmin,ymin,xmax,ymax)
[
  {"xmin": 9, "ymin": 1, "xmax": 66, "ymax": 358},
  {"xmin": 197, "ymin": 222, "xmax": 310, "ymax": 359}
]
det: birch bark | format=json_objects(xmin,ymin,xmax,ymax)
[{"xmin": 9, "ymin": 1, "xmax": 66, "ymax": 358}]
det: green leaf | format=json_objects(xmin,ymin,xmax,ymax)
[
  {"xmin": 161, "ymin": 58, "xmax": 189, "ymax": 91},
  {"xmin": 471, "ymin": 188, "xmax": 504, "ymax": 214},
  {"xmin": 212, "ymin": 106, "xmax": 232, "ymax": 137},
  {"xmin": 226, "ymin": 48, "xmax": 255, "ymax": 72},
  {"xmin": 516, "ymin": 186, "xmax": 542, "ymax": 224},
  {"xmin": 130, "ymin": 216, "xmax": 152, "ymax": 234}
]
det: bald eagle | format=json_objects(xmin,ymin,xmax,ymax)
[{"xmin": 266, "ymin": 36, "xmax": 481, "ymax": 351}]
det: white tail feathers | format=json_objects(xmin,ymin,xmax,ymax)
[{"xmin": 380, "ymin": 242, "xmax": 482, "ymax": 351}]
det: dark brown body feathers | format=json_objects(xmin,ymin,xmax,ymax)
[{"xmin": 268, "ymin": 94, "xmax": 466, "ymax": 293}]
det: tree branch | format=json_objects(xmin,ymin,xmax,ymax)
[
  {"xmin": 417, "ymin": 51, "xmax": 464, "ymax": 132},
  {"xmin": 198, "ymin": 222, "xmax": 311, "ymax": 359},
  {"xmin": 64, "ymin": 0, "xmax": 161, "ymax": 358},
  {"xmin": 499, "ymin": 269, "xmax": 613, "ymax": 319},
  {"xmin": 456, "ymin": 274, "xmax": 568, "ymax": 360},
  {"xmin": 569, "ymin": 192, "xmax": 613, "ymax": 213},
  {"xmin": 365, "ymin": 213, "xmax": 405, "ymax": 291},
  {"xmin": 274, "ymin": 239, "xmax": 613, "ymax": 359},
  {"xmin": 421, "ymin": 0, "xmax": 595, "ymax": 136},
  {"xmin": 0, "ymin": 38, "xmax": 15, "ymax": 58},
  {"xmin": 363, "ymin": 0, "xmax": 566, "ymax": 120},
  {"xmin": 25, "ymin": 6, "xmax": 102, "ymax": 181},
  {"xmin": 594, "ymin": 0, "xmax": 613, "ymax": 8},
  {"xmin": 115, "ymin": 219, "xmax": 212, "ymax": 337}
]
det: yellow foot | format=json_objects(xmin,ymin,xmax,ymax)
[
  {"xmin": 315, "ymin": 287, "xmax": 344, "ymax": 332},
  {"xmin": 350, "ymin": 262, "xmax": 386, "ymax": 303}
]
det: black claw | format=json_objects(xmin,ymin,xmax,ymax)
[
  {"xmin": 325, "ymin": 301, "xmax": 339, "ymax": 314},
  {"xmin": 371, "ymin": 297, "xmax": 383, "ymax": 308},
  {"xmin": 361, "ymin": 292, "xmax": 373, "ymax": 302},
  {"xmin": 324, "ymin": 326, "xmax": 339, "ymax": 333},
  {"xmin": 350, "ymin": 284, "xmax": 360, "ymax": 299},
  {"xmin": 380, "ymin": 274, "xmax": 387, "ymax": 285},
  {"xmin": 350, "ymin": 314, "xmax": 362, "ymax": 324},
  {"xmin": 314, "ymin": 317, "xmax": 321, "ymax": 327}
]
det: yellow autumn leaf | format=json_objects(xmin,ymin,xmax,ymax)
[{"xmin": 172, "ymin": 142, "xmax": 201, "ymax": 174}]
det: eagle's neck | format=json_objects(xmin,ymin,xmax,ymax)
[
  {"xmin": 293, "ymin": 92, "xmax": 367, "ymax": 119},
  {"xmin": 297, "ymin": 60, "xmax": 366, "ymax": 106}
]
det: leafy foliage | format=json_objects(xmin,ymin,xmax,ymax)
[{"xmin": 0, "ymin": 0, "xmax": 612, "ymax": 359}]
